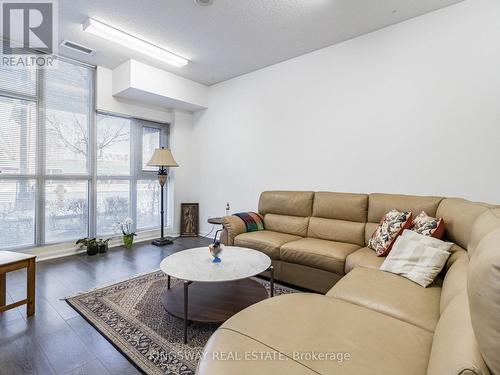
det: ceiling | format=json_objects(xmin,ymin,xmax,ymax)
[{"xmin": 58, "ymin": 0, "xmax": 465, "ymax": 85}]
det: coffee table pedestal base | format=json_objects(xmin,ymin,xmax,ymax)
[{"xmin": 161, "ymin": 278, "xmax": 269, "ymax": 343}]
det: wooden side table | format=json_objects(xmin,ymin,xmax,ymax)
[{"xmin": 0, "ymin": 251, "xmax": 36, "ymax": 317}]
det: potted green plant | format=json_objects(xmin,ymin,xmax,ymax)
[
  {"xmin": 76, "ymin": 238, "xmax": 98, "ymax": 256},
  {"xmin": 97, "ymin": 238, "xmax": 111, "ymax": 254},
  {"xmin": 113, "ymin": 218, "xmax": 136, "ymax": 249}
]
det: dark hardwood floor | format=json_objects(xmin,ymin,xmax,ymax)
[{"xmin": 0, "ymin": 236, "xmax": 212, "ymax": 375}]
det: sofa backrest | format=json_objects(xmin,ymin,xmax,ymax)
[
  {"xmin": 436, "ymin": 198, "xmax": 491, "ymax": 249},
  {"xmin": 439, "ymin": 249, "xmax": 469, "ymax": 314},
  {"xmin": 429, "ymin": 208, "xmax": 500, "ymax": 375},
  {"xmin": 308, "ymin": 192, "xmax": 368, "ymax": 246},
  {"xmin": 257, "ymin": 192, "xmax": 493, "ymax": 251},
  {"xmin": 258, "ymin": 191, "xmax": 314, "ymax": 236},
  {"xmin": 468, "ymin": 209, "xmax": 500, "ymax": 375},
  {"xmin": 365, "ymin": 193, "xmax": 444, "ymax": 246},
  {"xmin": 467, "ymin": 206, "xmax": 499, "ymax": 257}
]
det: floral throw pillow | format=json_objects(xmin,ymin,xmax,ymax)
[
  {"xmin": 369, "ymin": 209, "xmax": 413, "ymax": 257},
  {"xmin": 410, "ymin": 211, "xmax": 445, "ymax": 239}
]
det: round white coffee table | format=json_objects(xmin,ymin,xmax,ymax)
[{"xmin": 160, "ymin": 246, "xmax": 274, "ymax": 344}]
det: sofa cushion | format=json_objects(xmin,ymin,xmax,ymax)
[
  {"xmin": 368, "ymin": 193, "xmax": 443, "ymax": 223},
  {"xmin": 234, "ymin": 230, "xmax": 301, "ymax": 260},
  {"xmin": 312, "ymin": 192, "xmax": 368, "ymax": 222},
  {"xmin": 307, "ymin": 217, "xmax": 365, "ymax": 246},
  {"xmin": 280, "ymin": 262, "xmax": 342, "ymax": 294},
  {"xmin": 436, "ymin": 198, "xmax": 490, "ymax": 249},
  {"xmin": 197, "ymin": 329, "xmax": 317, "ymax": 375},
  {"xmin": 327, "ymin": 267, "xmax": 441, "ymax": 332},
  {"xmin": 345, "ymin": 247, "xmax": 384, "ymax": 273},
  {"xmin": 214, "ymin": 294, "xmax": 433, "ymax": 375},
  {"xmin": 427, "ymin": 292, "xmax": 490, "ymax": 375},
  {"xmin": 258, "ymin": 191, "xmax": 314, "ymax": 217},
  {"xmin": 264, "ymin": 213, "xmax": 309, "ymax": 237},
  {"xmin": 280, "ymin": 238, "xmax": 360, "ymax": 274},
  {"xmin": 364, "ymin": 222, "xmax": 379, "ymax": 246}
]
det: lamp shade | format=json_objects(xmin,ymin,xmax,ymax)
[{"xmin": 147, "ymin": 148, "xmax": 179, "ymax": 167}]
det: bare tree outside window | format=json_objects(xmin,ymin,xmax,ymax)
[
  {"xmin": 0, "ymin": 55, "xmax": 168, "ymax": 249},
  {"xmin": 47, "ymin": 113, "xmax": 128, "ymax": 158}
]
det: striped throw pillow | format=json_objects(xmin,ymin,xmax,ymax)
[{"xmin": 380, "ymin": 230, "xmax": 452, "ymax": 287}]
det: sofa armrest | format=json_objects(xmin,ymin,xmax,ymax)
[{"xmin": 221, "ymin": 215, "xmax": 247, "ymax": 245}]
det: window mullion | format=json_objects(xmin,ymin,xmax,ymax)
[
  {"xmin": 0, "ymin": 49, "xmax": 96, "ymax": 250},
  {"xmin": 36, "ymin": 65, "xmax": 45, "ymax": 246},
  {"xmin": 130, "ymin": 120, "xmax": 139, "ymax": 233},
  {"xmin": 0, "ymin": 89, "xmax": 37, "ymax": 103},
  {"xmin": 94, "ymin": 113, "xmax": 169, "ymax": 235},
  {"xmin": 89, "ymin": 71, "xmax": 97, "ymax": 239}
]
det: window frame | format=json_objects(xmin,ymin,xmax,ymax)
[
  {"xmin": 39, "ymin": 63, "xmax": 95, "ymax": 245},
  {"xmin": 0, "ymin": 57, "xmax": 96, "ymax": 249},
  {"xmin": 95, "ymin": 111, "xmax": 169, "ymax": 236},
  {"xmin": 0, "ymin": 56, "xmax": 170, "ymax": 251}
]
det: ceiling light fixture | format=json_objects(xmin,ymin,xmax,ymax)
[
  {"xmin": 83, "ymin": 18, "xmax": 189, "ymax": 68},
  {"xmin": 195, "ymin": 0, "xmax": 214, "ymax": 5}
]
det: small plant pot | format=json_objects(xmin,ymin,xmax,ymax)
[
  {"xmin": 123, "ymin": 234, "xmax": 134, "ymax": 249},
  {"xmin": 87, "ymin": 243, "xmax": 99, "ymax": 256},
  {"xmin": 98, "ymin": 243, "xmax": 108, "ymax": 254}
]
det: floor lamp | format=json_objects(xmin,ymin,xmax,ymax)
[{"xmin": 147, "ymin": 147, "xmax": 179, "ymax": 246}]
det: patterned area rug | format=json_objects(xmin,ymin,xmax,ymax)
[{"xmin": 66, "ymin": 270, "xmax": 297, "ymax": 375}]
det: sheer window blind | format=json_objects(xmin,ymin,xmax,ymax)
[
  {"xmin": 0, "ymin": 64, "xmax": 37, "ymax": 97},
  {"xmin": 96, "ymin": 113, "xmax": 167, "ymax": 235},
  {"xmin": 0, "ymin": 48, "xmax": 94, "ymax": 249},
  {"xmin": 0, "ymin": 42, "xmax": 169, "ymax": 250},
  {"xmin": 0, "ymin": 96, "xmax": 37, "ymax": 175}
]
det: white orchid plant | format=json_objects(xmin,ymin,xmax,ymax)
[{"xmin": 112, "ymin": 217, "xmax": 136, "ymax": 236}]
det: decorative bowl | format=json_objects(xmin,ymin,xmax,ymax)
[{"xmin": 209, "ymin": 243, "xmax": 223, "ymax": 263}]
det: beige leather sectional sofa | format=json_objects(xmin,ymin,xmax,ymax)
[{"xmin": 197, "ymin": 191, "xmax": 500, "ymax": 375}]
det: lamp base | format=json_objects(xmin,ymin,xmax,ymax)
[{"xmin": 152, "ymin": 237, "xmax": 174, "ymax": 246}]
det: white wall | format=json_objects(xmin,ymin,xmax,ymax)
[
  {"xmin": 169, "ymin": 109, "xmax": 200, "ymax": 234},
  {"xmin": 96, "ymin": 66, "xmax": 172, "ymax": 123},
  {"xmin": 193, "ymin": 0, "xmax": 500, "ymax": 234},
  {"xmin": 113, "ymin": 60, "xmax": 208, "ymax": 112}
]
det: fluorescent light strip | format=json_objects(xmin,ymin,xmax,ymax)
[{"xmin": 83, "ymin": 18, "xmax": 189, "ymax": 67}]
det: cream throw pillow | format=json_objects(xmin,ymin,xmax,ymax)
[{"xmin": 380, "ymin": 230, "xmax": 453, "ymax": 287}]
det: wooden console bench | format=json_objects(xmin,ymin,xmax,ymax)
[{"xmin": 0, "ymin": 251, "xmax": 36, "ymax": 316}]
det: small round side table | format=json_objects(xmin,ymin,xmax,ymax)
[{"xmin": 207, "ymin": 217, "xmax": 223, "ymax": 225}]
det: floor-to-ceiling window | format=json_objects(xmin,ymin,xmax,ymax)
[
  {"xmin": 95, "ymin": 113, "xmax": 166, "ymax": 236},
  {"xmin": 0, "ymin": 64, "xmax": 38, "ymax": 249},
  {"xmin": 0, "ymin": 58, "xmax": 168, "ymax": 250}
]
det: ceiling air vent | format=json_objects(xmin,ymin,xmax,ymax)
[{"xmin": 60, "ymin": 40, "xmax": 95, "ymax": 55}]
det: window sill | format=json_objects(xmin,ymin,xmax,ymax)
[{"xmin": 18, "ymin": 228, "xmax": 178, "ymax": 262}]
